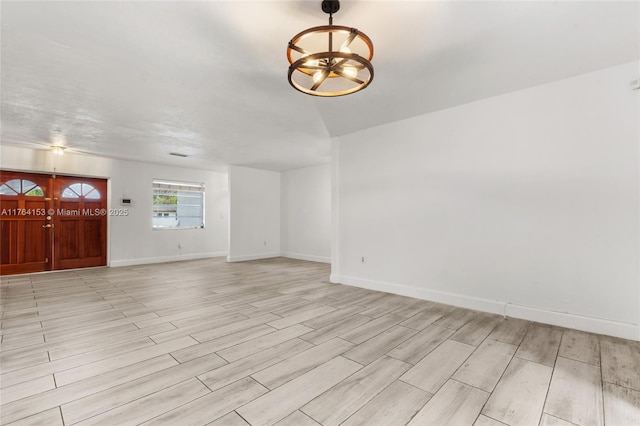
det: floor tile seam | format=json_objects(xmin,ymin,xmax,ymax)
[
  {"xmin": 512, "ymin": 353, "xmax": 557, "ymax": 369},
  {"xmin": 556, "ymin": 354, "xmax": 602, "ymax": 368},
  {"xmin": 180, "ymin": 324, "xmax": 284, "ymax": 359},
  {"xmin": 345, "ymin": 324, "xmax": 421, "ymax": 358},
  {"xmin": 62, "ymin": 375, "xmax": 210, "ymax": 425},
  {"xmin": 303, "ymin": 374, "xmax": 404, "ymax": 426},
  {"xmin": 464, "ymin": 348, "xmax": 519, "ymax": 404},
  {"xmin": 1, "ymin": 306, "xmax": 119, "ymax": 329},
  {"xmin": 540, "ymin": 411, "xmax": 581, "ymax": 426},
  {"xmin": 448, "ymin": 376, "xmax": 493, "ymax": 395},
  {"xmin": 25, "ymin": 354, "xmax": 180, "ymax": 414},
  {"xmin": 601, "ymin": 380, "xmax": 640, "ymax": 392},
  {"xmin": 208, "ymin": 336, "xmax": 316, "ymax": 366},
  {"xmin": 4, "ymin": 324, "xmax": 160, "ymax": 360}
]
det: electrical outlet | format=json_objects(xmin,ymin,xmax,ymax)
[
  {"xmin": 264, "ymin": 241, "xmax": 267, "ymax": 246},
  {"xmin": 361, "ymin": 257, "xmax": 365, "ymax": 263},
  {"xmin": 178, "ymin": 242, "xmax": 182, "ymax": 249}
]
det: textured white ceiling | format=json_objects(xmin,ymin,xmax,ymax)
[{"xmin": 1, "ymin": 1, "xmax": 638, "ymax": 172}]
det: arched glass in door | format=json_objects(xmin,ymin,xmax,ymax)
[
  {"xmin": 0, "ymin": 179, "xmax": 44, "ymax": 196},
  {"xmin": 61, "ymin": 183, "xmax": 100, "ymax": 199}
]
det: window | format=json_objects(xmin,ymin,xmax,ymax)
[
  {"xmin": 152, "ymin": 179, "xmax": 204, "ymax": 229},
  {"xmin": 61, "ymin": 183, "xmax": 100, "ymax": 199},
  {"xmin": 0, "ymin": 179, "xmax": 44, "ymax": 196}
]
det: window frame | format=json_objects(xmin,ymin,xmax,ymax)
[{"xmin": 152, "ymin": 179, "xmax": 205, "ymax": 230}]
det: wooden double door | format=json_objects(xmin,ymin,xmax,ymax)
[{"xmin": 1, "ymin": 171, "xmax": 107, "ymax": 275}]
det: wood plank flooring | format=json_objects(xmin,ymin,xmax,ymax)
[{"xmin": 1, "ymin": 257, "xmax": 639, "ymax": 426}]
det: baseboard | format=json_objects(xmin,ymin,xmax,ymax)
[
  {"xmin": 333, "ymin": 274, "xmax": 639, "ymax": 341},
  {"xmin": 110, "ymin": 252, "xmax": 227, "ymax": 268},
  {"xmin": 504, "ymin": 304, "xmax": 639, "ymax": 342},
  {"xmin": 281, "ymin": 252, "xmax": 331, "ymax": 264},
  {"xmin": 226, "ymin": 252, "xmax": 281, "ymax": 262}
]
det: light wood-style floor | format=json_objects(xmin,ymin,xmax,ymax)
[{"xmin": 1, "ymin": 258, "xmax": 639, "ymax": 426}]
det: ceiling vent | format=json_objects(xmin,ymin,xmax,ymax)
[{"xmin": 169, "ymin": 152, "xmax": 189, "ymax": 157}]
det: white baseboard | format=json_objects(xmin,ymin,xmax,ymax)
[
  {"xmin": 226, "ymin": 252, "xmax": 281, "ymax": 262},
  {"xmin": 110, "ymin": 252, "xmax": 227, "ymax": 268},
  {"xmin": 111, "ymin": 250, "xmax": 327, "ymax": 267},
  {"xmin": 504, "ymin": 304, "xmax": 639, "ymax": 342},
  {"xmin": 333, "ymin": 274, "xmax": 639, "ymax": 342},
  {"xmin": 281, "ymin": 252, "xmax": 331, "ymax": 264}
]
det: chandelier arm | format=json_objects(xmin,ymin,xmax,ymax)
[
  {"xmin": 299, "ymin": 64, "xmax": 329, "ymax": 71},
  {"xmin": 339, "ymin": 30, "xmax": 357, "ymax": 50},
  {"xmin": 345, "ymin": 63, "xmax": 366, "ymax": 70},
  {"xmin": 288, "ymin": 43, "xmax": 312, "ymax": 56},
  {"xmin": 329, "ymin": 57, "xmax": 349, "ymax": 72}
]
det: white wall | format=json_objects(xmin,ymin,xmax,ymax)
[
  {"xmin": 333, "ymin": 61, "xmax": 640, "ymax": 341},
  {"xmin": 281, "ymin": 164, "xmax": 331, "ymax": 263},
  {"xmin": 228, "ymin": 165, "xmax": 281, "ymax": 262},
  {"xmin": 0, "ymin": 145, "xmax": 229, "ymax": 266}
]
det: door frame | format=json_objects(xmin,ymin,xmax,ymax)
[{"xmin": 1, "ymin": 170, "xmax": 110, "ymax": 275}]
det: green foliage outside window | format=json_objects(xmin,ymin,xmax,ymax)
[
  {"xmin": 25, "ymin": 188, "xmax": 44, "ymax": 196},
  {"xmin": 153, "ymin": 194, "xmax": 177, "ymax": 205}
]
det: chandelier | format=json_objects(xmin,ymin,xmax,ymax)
[{"xmin": 287, "ymin": 0, "xmax": 374, "ymax": 97}]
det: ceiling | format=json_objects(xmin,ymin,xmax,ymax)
[{"xmin": 1, "ymin": 1, "xmax": 638, "ymax": 172}]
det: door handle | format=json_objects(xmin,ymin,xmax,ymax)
[{"xmin": 42, "ymin": 224, "xmax": 53, "ymax": 228}]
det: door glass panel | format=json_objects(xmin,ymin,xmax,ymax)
[
  {"xmin": 0, "ymin": 179, "xmax": 43, "ymax": 196},
  {"xmin": 62, "ymin": 183, "xmax": 100, "ymax": 199},
  {"xmin": 0, "ymin": 180, "xmax": 20, "ymax": 195}
]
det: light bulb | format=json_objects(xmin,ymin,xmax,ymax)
[
  {"xmin": 342, "ymin": 67, "xmax": 357, "ymax": 78},
  {"xmin": 340, "ymin": 47, "xmax": 351, "ymax": 54},
  {"xmin": 312, "ymin": 71, "xmax": 324, "ymax": 83}
]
